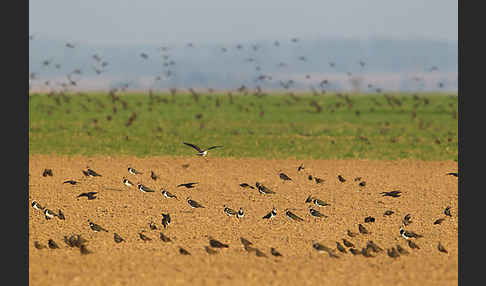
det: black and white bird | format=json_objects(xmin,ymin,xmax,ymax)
[
  {"xmin": 186, "ymin": 197, "xmax": 205, "ymax": 208},
  {"xmin": 183, "ymin": 142, "xmax": 223, "ymax": 158},
  {"xmin": 271, "ymin": 248, "xmax": 283, "ymax": 257},
  {"xmin": 179, "ymin": 247, "xmax": 191, "ymax": 255},
  {"xmin": 161, "ymin": 213, "xmax": 171, "ymax": 229},
  {"xmin": 444, "ymin": 206, "xmax": 452, "ymax": 217},
  {"xmin": 44, "ymin": 209, "xmax": 57, "ymax": 220},
  {"xmin": 438, "ymin": 242, "xmax": 448, "ymax": 253},
  {"xmin": 237, "ymin": 208, "xmax": 244, "ymax": 219},
  {"xmin": 150, "ymin": 171, "xmax": 158, "ymax": 180},
  {"xmin": 403, "ymin": 214, "xmax": 412, "ymax": 226},
  {"xmin": 358, "ymin": 224, "xmax": 370, "ymax": 234},
  {"xmin": 137, "ymin": 183, "xmax": 155, "ymax": 193},
  {"xmin": 88, "ymin": 220, "xmax": 108, "ymax": 232},
  {"xmin": 256, "ymin": 182, "xmax": 275, "ymax": 194},
  {"xmin": 313, "ymin": 198, "xmax": 330, "ymax": 207},
  {"xmin": 399, "ymin": 226, "xmax": 423, "ymax": 240},
  {"xmin": 285, "ymin": 209, "xmax": 304, "ymax": 222},
  {"xmin": 381, "ymin": 190, "xmax": 401, "ymax": 197},
  {"xmin": 84, "ymin": 168, "xmax": 102, "ymax": 177},
  {"xmin": 123, "ymin": 178, "xmax": 134, "ymax": 187},
  {"xmin": 177, "ymin": 182, "xmax": 198, "ymax": 189},
  {"xmin": 223, "ymin": 205, "xmax": 237, "ymax": 217},
  {"xmin": 239, "ymin": 183, "xmax": 255, "ymax": 189},
  {"xmin": 32, "ymin": 201, "xmax": 44, "ymax": 211},
  {"xmin": 48, "ymin": 239, "xmax": 60, "ymax": 249},
  {"xmin": 262, "ymin": 207, "xmax": 277, "ymax": 219},
  {"xmin": 114, "ymin": 233, "xmax": 125, "ymax": 243},
  {"xmin": 63, "ymin": 180, "xmax": 79, "ymax": 185},
  {"xmin": 58, "ymin": 209, "xmax": 65, "ymax": 220},
  {"xmin": 161, "ymin": 189, "xmax": 178, "ymax": 199},
  {"xmin": 279, "ymin": 172, "xmax": 292, "ymax": 181},
  {"xmin": 297, "ymin": 163, "xmax": 305, "ymax": 171},
  {"xmin": 309, "ymin": 206, "xmax": 327, "ymax": 218},
  {"xmin": 128, "ymin": 167, "xmax": 143, "ymax": 175},
  {"xmin": 77, "ymin": 192, "xmax": 98, "ymax": 200}
]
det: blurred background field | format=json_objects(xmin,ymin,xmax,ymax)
[{"xmin": 29, "ymin": 91, "xmax": 457, "ymax": 160}]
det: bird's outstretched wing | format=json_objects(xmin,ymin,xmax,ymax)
[
  {"xmin": 183, "ymin": 142, "xmax": 203, "ymax": 152},
  {"xmin": 207, "ymin": 145, "xmax": 223, "ymax": 151}
]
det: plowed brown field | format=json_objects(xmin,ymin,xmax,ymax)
[{"xmin": 29, "ymin": 155, "xmax": 458, "ymax": 286}]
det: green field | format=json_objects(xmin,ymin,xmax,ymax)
[{"xmin": 29, "ymin": 91, "xmax": 458, "ymax": 160}]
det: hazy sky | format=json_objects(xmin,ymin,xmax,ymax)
[{"xmin": 29, "ymin": 0, "xmax": 457, "ymax": 45}]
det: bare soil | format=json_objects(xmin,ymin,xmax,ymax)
[{"xmin": 29, "ymin": 155, "xmax": 458, "ymax": 286}]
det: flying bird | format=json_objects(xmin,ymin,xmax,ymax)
[
  {"xmin": 183, "ymin": 142, "xmax": 223, "ymax": 158},
  {"xmin": 177, "ymin": 182, "xmax": 198, "ymax": 189},
  {"xmin": 381, "ymin": 190, "xmax": 401, "ymax": 198},
  {"xmin": 77, "ymin": 192, "xmax": 98, "ymax": 200},
  {"xmin": 239, "ymin": 183, "xmax": 255, "ymax": 189}
]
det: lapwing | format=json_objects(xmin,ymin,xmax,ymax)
[
  {"xmin": 48, "ymin": 239, "xmax": 60, "ymax": 249},
  {"xmin": 279, "ymin": 172, "xmax": 292, "ymax": 181},
  {"xmin": 444, "ymin": 206, "xmax": 452, "ymax": 217},
  {"xmin": 114, "ymin": 233, "xmax": 125, "ymax": 243},
  {"xmin": 179, "ymin": 247, "xmax": 191, "ymax": 255},
  {"xmin": 77, "ymin": 192, "xmax": 97, "ymax": 200},
  {"xmin": 336, "ymin": 242, "xmax": 347, "ymax": 253},
  {"xmin": 285, "ymin": 209, "xmax": 304, "ymax": 222},
  {"xmin": 161, "ymin": 189, "xmax": 178, "ymax": 199},
  {"xmin": 358, "ymin": 224, "xmax": 370, "ymax": 234},
  {"xmin": 88, "ymin": 220, "xmax": 108, "ymax": 232},
  {"xmin": 239, "ymin": 183, "xmax": 255, "ymax": 189},
  {"xmin": 384, "ymin": 210, "xmax": 395, "ymax": 216},
  {"xmin": 223, "ymin": 205, "xmax": 237, "ymax": 217},
  {"xmin": 305, "ymin": 195, "xmax": 314, "ymax": 203},
  {"xmin": 177, "ymin": 182, "xmax": 198, "ymax": 189},
  {"xmin": 240, "ymin": 237, "xmax": 253, "ymax": 251},
  {"xmin": 308, "ymin": 175, "xmax": 313, "ymax": 181},
  {"xmin": 186, "ymin": 197, "xmax": 205, "ymax": 208},
  {"xmin": 161, "ymin": 213, "xmax": 171, "ymax": 228},
  {"xmin": 209, "ymin": 237, "xmax": 229, "ymax": 248},
  {"xmin": 80, "ymin": 244, "xmax": 92, "ymax": 255},
  {"xmin": 313, "ymin": 198, "xmax": 330, "ymax": 207},
  {"xmin": 34, "ymin": 241, "xmax": 46, "ymax": 249},
  {"xmin": 267, "ymin": 247, "xmax": 282, "ymax": 257},
  {"xmin": 342, "ymin": 238, "xmax": 354, "ymax": 248},
  {"xmin": 159, "ymin": 232, "xmax": 171, "ymax": 242},
  {"xmin": 438, "ymin": 242, "xmax": 448, "ymax": 253},
  {"xmin": 408, "ymin": 240, "xmax": 420, "ymax": 250},
  {"xmin": 297, "ymin": 163, "xmax": 305, "ymax": 171},
  {"xmin": 44, "ymin": 209, "xmax": 57, "ymax": 220},
  {"xmin": 128, "ymin": 167, "xmax": 143, "ymax": 175},
  {"xmin": 364, "ymin": 216, "xmax": 375, "ymax": 223},
  {"xmin": 347, "ymin": 230, "xmax": 358, "ymax": 238},
  {"xmin": 137, "ymin": 183, "xmax": 155, "ymax": 193},
  {"xmin": 309, "ymin": 206, "xmax": 328, "ymax": 218},
  {"xmin": 252, "ymin": 248, "xmax": 267, "ymax": 258},
  {"xmin": 399, "ymin": 226, "xmax": 423, "ymax": 240},
  {"xmin": 402, "ymin": 214, "xmax": 412, "ymax": 226},
  {"xmin": 150, "ymin": 171, "xmax": 158, "ymax": 180},
  {"xmin": 337, "ymin": 175, "xmax": 346, "ymax": 183},
  {"xmin": 312, "ymin": 241, "xmax": 335, "ymax": 256},
  {"xmin": 205, "ymin": 246, "xmax": 218, "ymax": 255},
  {"xmin": 434, "ymin": 218, "xmax": 445, "ymax": 225},
  {"xmin": 149, "ymin": 222, "xmax": 158, "ymax": 230},
  {"xmin": 183, "ymin": 142, "xmax": 223, "ymax": 158},
  {"xmin": 63, "ymin": 180, "xmax": 79, "ymax": 185},
  {"xmin": 42, "ymin": 169, "xmax": 53, "ymax": 177},
  {"xmin": 85, "ymin": 168, "xmax": 102, "ymax": 177},
  {"xmin": 256, "ymin": 182, "xmax": 275, "ymax": 194},
  {"xmin": 387, "ymin": 247, "xmax": 400, "ymax": 258},
  {"xmin": 381, "ymin": 190, "xmax": 401, "ymax": 197},
  {"xmin": 361, "ymin": 247, "xmax": 374, "ymax": 257},
  {"xmin": 354, "ymin": 177, "xmax": 362, "ymax": 182},
  {"xmin": 65, "ymin": 234, "xmax": 87, "ymax": 248},
  {"xmin": 237, "ymin": 208, "xmax": 244, "ymax": 219},
  {"xmin": 366, "ymin": 241, "xmax": 383, "ymax": 253},
  {"xmin": 58, "ymin": 209, "xmax": 65, "ymax": 220},
  {"xmin": 139, "ymin": 231, "xmax": 152, "ymax": 241},
  {"xmin": 123, "ymin": 178, "xmax": 134, "ymax": 187},
  {"xmin": 262, "ymin": 207, "xmax": 277, "ymax": 219},
  {"xmin": 31, "ymin": 201, "xmax": 44, "ymax": 211},
  {"xmin": 359, "ymin": 181, "xmax": 366, "ymax": 187},
  {"xmin": 396, "ymin": 244, "xmax": 409, "ymax": 255},
  {"xmin": 314, "ymin": 177, "xmax": 325, "ymax": 184}
]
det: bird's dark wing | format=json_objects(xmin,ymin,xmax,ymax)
[
  {"xmin": 207, "ymin": 145, "xmax": 223, "ymax": 151},
  {"xmin": 183, "ymin": 142, "xmax": 202, "ymax": 152}
]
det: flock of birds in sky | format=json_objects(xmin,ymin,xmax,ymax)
[
  {"xmin": 29, "ymin": 34, "xmax": 448, "ymax": 94},
  {"xmin": 31, "ymin": 145, "xmax": 457, "ymax": 258}
]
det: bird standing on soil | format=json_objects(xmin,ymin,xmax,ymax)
[
  {"xmin": 263, "ymin": 207, "xmax": 277, "ymax": 219},
  {"xmin": 309, "ymin": 206, "xmax": 327, "ymax": 218},
  {"xmin": 123, "ymin": 178, "xmax": 134, "ymax": 187},
  {"xmin": 186, "ymin": 197, "xmax": 205, "ymax": 208},
  {"xmin": 137, "ymin": 183, "xmax": 155, "ymax": 193},
  {"xmin": 161, "ymin": 213, "xmax": 171, "ymax": 228},
  {"xmin": 183, "ymin": 142, "xmax": 223, "ymax": 158},
  {"xmin": 256, "ymin": 182, "xmax": 275, "ymax": 194},
  {"xmin": 285, "ymin": 209, "xmax": 304, "ymax": 222},
  {"xmin": 237, "ymin": 208, "xmax": 244, "ymax": 219},
  {"xmin": 114, "ymin": 233, "xmax": 125, "ymax": 243},
  {"xmin": 32, "ymin": 201, "xmax": 44, "ymax": 211},
  {"xmin": 381, "ymin": 190, "xmax": 401, "ymax": 197},
  {"xmin": 128, "ymin": 167, "xmax": 143, "ymax": 175},
  {"xmin": 161, "ymin": 189, "xmax": 178, "ymax": 199},
  {"xmin": 44, "ymin": 209, "xmax": 57, "ymax": 220},
  {"xmin": 88, "ymin": 220, "xmax": 109, "ymax": 232},
  {"xmin": 279, "ymin": 172, "xmax": 292, "ymax": 181},
  {"xmin": 223, "ymin": 205, "xmax": 237, "ymax": 217}
]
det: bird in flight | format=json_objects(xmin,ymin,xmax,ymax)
[{"xmin": 183, "ymin": 142, "xmax": 223, "ymax": 158}]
